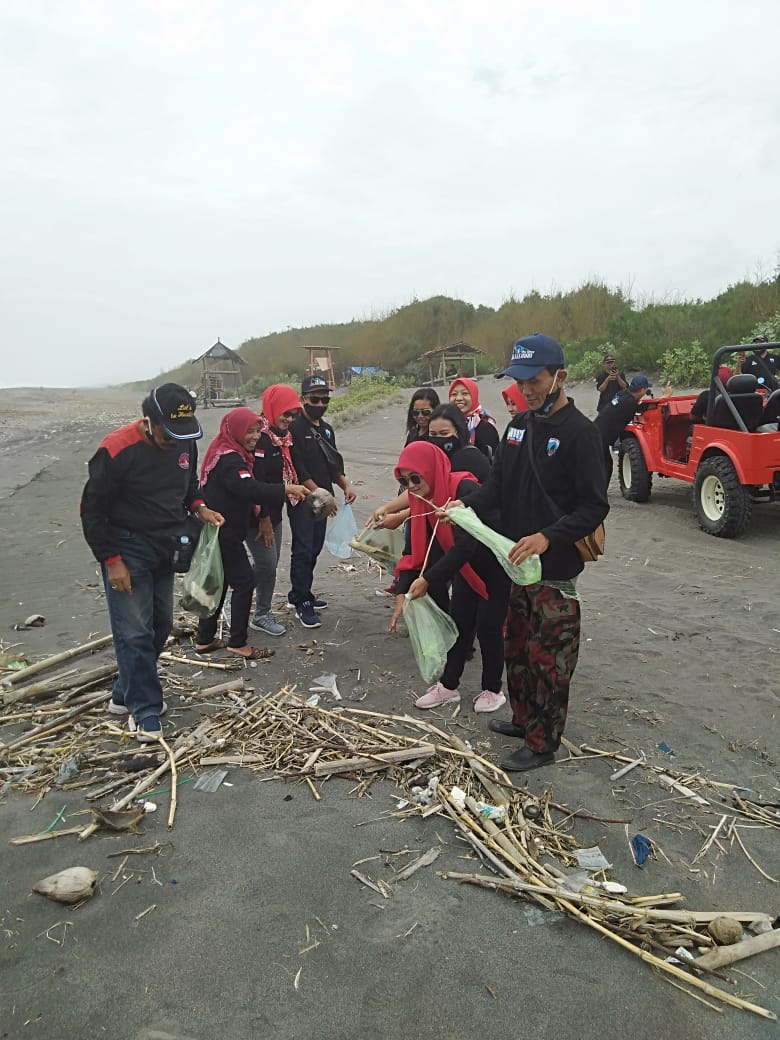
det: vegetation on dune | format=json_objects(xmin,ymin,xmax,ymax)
[{"xmin": 145, "ymin": 271, "xmax": 780, "ymax": 392}]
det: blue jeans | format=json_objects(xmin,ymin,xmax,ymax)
[
  {"xmin": 287, "ymin": 503, "xmax": 326, "ymax": 606},
  {"xmin": 102, "ymin": 529, "xmax": 173, "ymax": 724},
  {"xmin": 248, "ymin": 521, "xmax": 282, "ymax": 618}
]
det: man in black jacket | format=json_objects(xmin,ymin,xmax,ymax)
[
  {"xmin": 466, "ymin": 335, "xmax": 609, "ymax": 771},
  {"xmin": 81, "ymin": 384, "xmax": 223, "ymax": 740},
  {"xmin": 593, "ymin": 375, "xmax": 652, "ymax": 482},
  {"xmin": 287, "ymin": 375, "xmax": 356, "ymax": 628}
]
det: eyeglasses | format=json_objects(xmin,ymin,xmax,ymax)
[
  {"xmin": 398, "ymin": 473, "xmax": 424, "ymax": 490},
  {"xmin": 412, "ymin": 409, "xmax": 432, "ymax": 418},
  {"xmin": 306, "ymin": 395, "xmax": 330, "ymax": 405}
]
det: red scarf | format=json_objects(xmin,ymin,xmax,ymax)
[
  {"xmin": 200, "ymin": 407, "xmax": 260, "ymax": 486},
  {"xmin": 261, "ymin": 384, "xmax": 303, "ymax": 506},
  {"xmin": 449, "ymin": 377, "xmax": 497, "ymax": 444},
  {"xmin": 394, "ymin": 441, "xmax": 487, "ymax": 599}
]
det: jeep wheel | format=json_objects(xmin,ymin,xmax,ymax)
[
  {"xmin": 618, "ymin": 439, "xmax": 652, "ymax": 502},
  {"xmin": 693, "ymin": 457, "xmax": 751, "ymax": 538}
]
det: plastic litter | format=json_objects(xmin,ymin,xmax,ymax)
[
  {"xmin": 666, "ymin": 946, "xmax": 695, "ymax": 965},
  {"xmin": 349, "ymin": 685, "xmax": 367, "ymax": 702},
  {"xmin": 445, "ymin": 505, "xmax": 542, "ymax": 586},
  {"xmin": 193, "ymin": 768, "xmax": 228, "ymax": 793},
  {"xmin": 475, "ymin": 801, "xmax": 506, "ymax": 822},
  {"xmin": 630, "ymin": 833, "xmax": 654, "ymax": 867},
  {"xmin": 55, "ymin": 757, "xmax": 80, "ymax": 785},
  {"xmin": 141, "ymin": 801, "xmax": 158, "ymax": 813},
  {"xmin": 574, "ymin": 846, "xmax": 613, "ymax": 870},
  {"xmin": 310, "ymin": 673, "xmax": 342, "ymax": 701},
  {"xmin": 449, "ymin": 785, "xmax": 467, "ymax": 810},
  {"xmin": 304, "ymin": 694, "xmax": 321, "ymax": 707},
  {"xmin": 411, "ymin": 775, "xmax": 440, "ymax": 806},
  {"xmin": 349, "ymin": 524, "xmax": 405, "ymax": 566},
  {"xmin": 402, "ymin": 594, "xmax": 459, "ymax": 684},
  {"xmin": 324, "ymin": 505, "xmax": 357, "ymax": 560},
  {"xmin": 656, "ymin": 741, "xmax": 675, "ymax": 757}
]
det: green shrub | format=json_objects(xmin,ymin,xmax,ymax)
[
  {"xmin": 658, "ymin": 340, "xmax": 710, "ymax": 387},
  {"xmin": 568, "ymin": 348, "xmax": 612, "ymax": 382},
  {"xmin": 744, "ymin": 311, "xmax": 780, "ymax": 344}
]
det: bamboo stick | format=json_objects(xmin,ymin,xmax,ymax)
[
  {"xmin": 694, "ymin": 930, "xmax": 780, "ymax": 971},
  {"xmin": 3, "ymin": 663, "xmax": 117, "ymax": 706},
  {"xmin": 313, "ymin": 745, "xmax": 435, "ymax": 776},
  {"xmin": 1, "ymin": 635, "xmax": 113, "ymax": 687},
  {"xmin": 0, "ymin": 691, "xmax": 107, "ymax": 755}
]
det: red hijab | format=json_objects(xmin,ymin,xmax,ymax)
[
  {"xmin": 394, "ymin": 441, "xmax": 487, "ymax": 599},
  {"xmin": 200, "ymin": 407, "xmax": 260, "ymax": 486},
  {"xmin": 502, "ymin": 383, "xmax": 529, "ymax": 412},
  {"xmin": 449, "ymin": 377, "xmax": 497, "ymax": 443},
  {"xmin": 260, "ymin": 384, "xmax": 302, "ymax": 504}
]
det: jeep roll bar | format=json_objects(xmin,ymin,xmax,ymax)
[{"xmin": 704, "ymin": 342, "xmax": 780, "ymax": 429}]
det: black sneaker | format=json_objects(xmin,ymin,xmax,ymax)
[
  {"xmin": 311, "ymin": 597, "xmax": 328, "ymax": 610},
  {"xmin": 501, "ymin": 746, "xmax": 555, "ymax": 772},
  {"xmin": 295, "ymin": 601, "xmax": 322, "ymax": 628}
]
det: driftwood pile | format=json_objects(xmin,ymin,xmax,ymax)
[{"xmin": 1, "ymin": 643, "xmax": 778, "ymax": 1020}]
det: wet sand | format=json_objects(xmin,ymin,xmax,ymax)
[{"xmin": 0, "ymin": 380, "xmax": 777, "ymax": 1039}]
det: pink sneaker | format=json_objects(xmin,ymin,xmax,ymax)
[
  {"xmin": 415, "ymin": 682, "xmax": 460, "ymax": 709},
  {"xmin": 473, "ymin": 690, "xmax": 507, "ymax": 713}
]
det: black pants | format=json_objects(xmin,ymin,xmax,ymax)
[
  {"xmin": 604, "ymin": 445, "xmax": 614, "ymax": 484},
  {"xmin": 440, "ymin": 567, "xmax": 510, "ymax": 693},
  {"xmin": 287, "ymin": 502, "xmax": 327, "ymax": 606},
  {"xmin": 196, "ymin": 532, "xmax": 254, "ymax": 648}
]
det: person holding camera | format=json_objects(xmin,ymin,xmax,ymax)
[
  {"xmin": 80, "ymin": 383, "xmax": 224, "ymax": 740},
  {"xmin": 194, "ymin": 407, "xmax": 309, "ymax": 661},
  {"xmin": 595, "ymin": 354, "xmax": 627, "ymax": 413}
]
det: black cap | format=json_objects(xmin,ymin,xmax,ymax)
[
  {"xmin": 301, "ymin": 374, "xmax": 330, "ymax": 396},
  {"xmin": 149, "ymin": 383, "xmax": 202, "ymax": 440}
]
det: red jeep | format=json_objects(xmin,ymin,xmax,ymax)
[{"xmin": 618, "ymin": 344, "xmax": 780, "ymax": 537}]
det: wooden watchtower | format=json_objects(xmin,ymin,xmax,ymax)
[{"xmin": 302, "ymin": 345, "xmax": 340, "ymax": 392}]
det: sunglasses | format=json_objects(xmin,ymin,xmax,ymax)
[
  {"xmin": 280, "ymin": 411, "xmax": 299, "ymax": 420},
  {"xmin": 306, "ymin": 395, "xmax": 330, "ymax": 405},
  {"xmin": 412, "ymin": 408, "xmax": 432, "ymax": 418},
  {"xmin": 398, "ymin": 473, "xmax": 424, "ymax": 490}
]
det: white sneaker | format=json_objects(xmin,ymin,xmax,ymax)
[
  {"xmin": 415, "ymin": 682, "xmax": 460, "ymax": 709},
  {"xmin": 108, "ymin": 699, "xmax": 167, "ymax": 716},
  {"xmin": 473, "ymin": 690, "xmax": 507, "ymax": 714}
]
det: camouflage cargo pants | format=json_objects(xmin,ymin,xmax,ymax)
[{"xmin": 504, "ymin": 582, "xmax": 581, "ymax": 754}]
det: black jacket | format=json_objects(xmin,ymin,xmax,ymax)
[
  {"xmin": 450, "ymin": 444, "xmax": 491, "ymax": 483},
  {"xmin": 472, "ymin": 418, "xmax": 500, "ymax": 460},
  {"xmin": 466, "ymin": 402, "xmax": 609, "ymax": 581},
  {"xmin": 290, "ymin": 415, "xmax": 343, "ymax": 493},
  {"xmin": 593, "ymin": 390, "xmax": 640, "ymax": 448},
  {"xmin": 81, "ymin": 420, "xmax": 204, "ymax": 563},
  {"xmin": 201, "ymin": 452, "xmax": 286, "ymax": 539},
  {"xmin": 253, "ymin": 431, "xmax": 287, "ymax": 526}
]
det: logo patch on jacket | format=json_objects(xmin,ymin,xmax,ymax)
[
  {"xmin": 177, "ymin": 453, "xmax": 190, "ymax": 470},
  {"xmin": 507, "ymin": 427, "xmax": 525, "ymax": 445},
  {"xmin": 546, "ymin": 437, "xmax": 561, "ymax": 456},
  {"xmin": 255, "ymin": 450, "xmax": 265, "ymax": 458},
  {"xmin": 238, "ymin": 469, "xmax": 251, "ymax": 479}
]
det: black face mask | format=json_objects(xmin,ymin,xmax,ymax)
[
  {"xmin": 431, "ymin": 435, "xmax": 459, "ymax": 455},
  {"xmin": 304, "ymin": 403, "xmax": 327, "ymax": 420}
]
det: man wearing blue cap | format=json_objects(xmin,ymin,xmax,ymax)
[
  {"xmin": 593, "ymin": 375, "xmax": 653, "ymax": 482},
  {"xmin": 81, "ymin": 383, "xmax": 223, "ymax": 740},
  {"xmin": 462, "ymin": 335, "xmax": 609, "ymax": 771}
]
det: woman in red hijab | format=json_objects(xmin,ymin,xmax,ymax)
[
  {"xmin": 195, "ymin": 407, "xmax": 307, "ymax": 658},
  {"xmin": 389, "ymin": 441, "xmax": 510, "ymax": 713},
  {"xmin": 501, "ymin": 382, "xmax": 529, "ymax": 419},
  {"xmin": 247, "ymin": 385, "xmax": 307, "ymax": 636},
  {"xmin": 448, "ymin": 377, "xmax": 500, "ymax": 461}
]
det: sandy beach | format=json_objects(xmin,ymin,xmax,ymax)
[{"xmin": 0, "ymin": 379, "xmax": 777, "ymax": 1040}]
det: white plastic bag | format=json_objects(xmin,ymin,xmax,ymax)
[{"xmin": 325, "ymin": 504, "xmax": 357, "ymax": 559}]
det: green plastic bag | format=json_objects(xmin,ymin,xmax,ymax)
[
  {"xmin": 350, "ymin": 523, "xmax": 405, "ymax": 567},
  {"xmin": 180, "ymin": 524, "xmax": 224, "ymax": 618},
  {"xmin": 446, "ymin": 505, "xmax": 542, "ymax": 586},
  {"xmin": 402, "ymin": 593, "xmax": 459, "ymax": 684}
]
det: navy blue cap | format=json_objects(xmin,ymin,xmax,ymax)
[
  {"xmin": 628, "ymin": 374, "xmax": 652, "ymax": 391},
  {"xmin": 500, "ymin": 334, "xmax": 565, "ymax": 380}
]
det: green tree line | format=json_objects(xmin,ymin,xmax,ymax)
[{"xmin": 149, "ymin": 271, "xmax": 780, "ymax": 390}]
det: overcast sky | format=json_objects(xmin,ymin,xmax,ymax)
[{"xmin": 1, "ymin": 0, "xmax": 779, "ymax": 387}]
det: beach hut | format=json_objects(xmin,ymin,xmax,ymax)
[
  {"xmin": 303, "ymin": 345, "xmax": 340, "ymax": 392},
  {"xmin": 192, "ymin": 339, "xmax": 248, "ymax": 407},
  {"xmin": 418, "ymin": 341, "xmax": 484, "ymax": 385}
]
